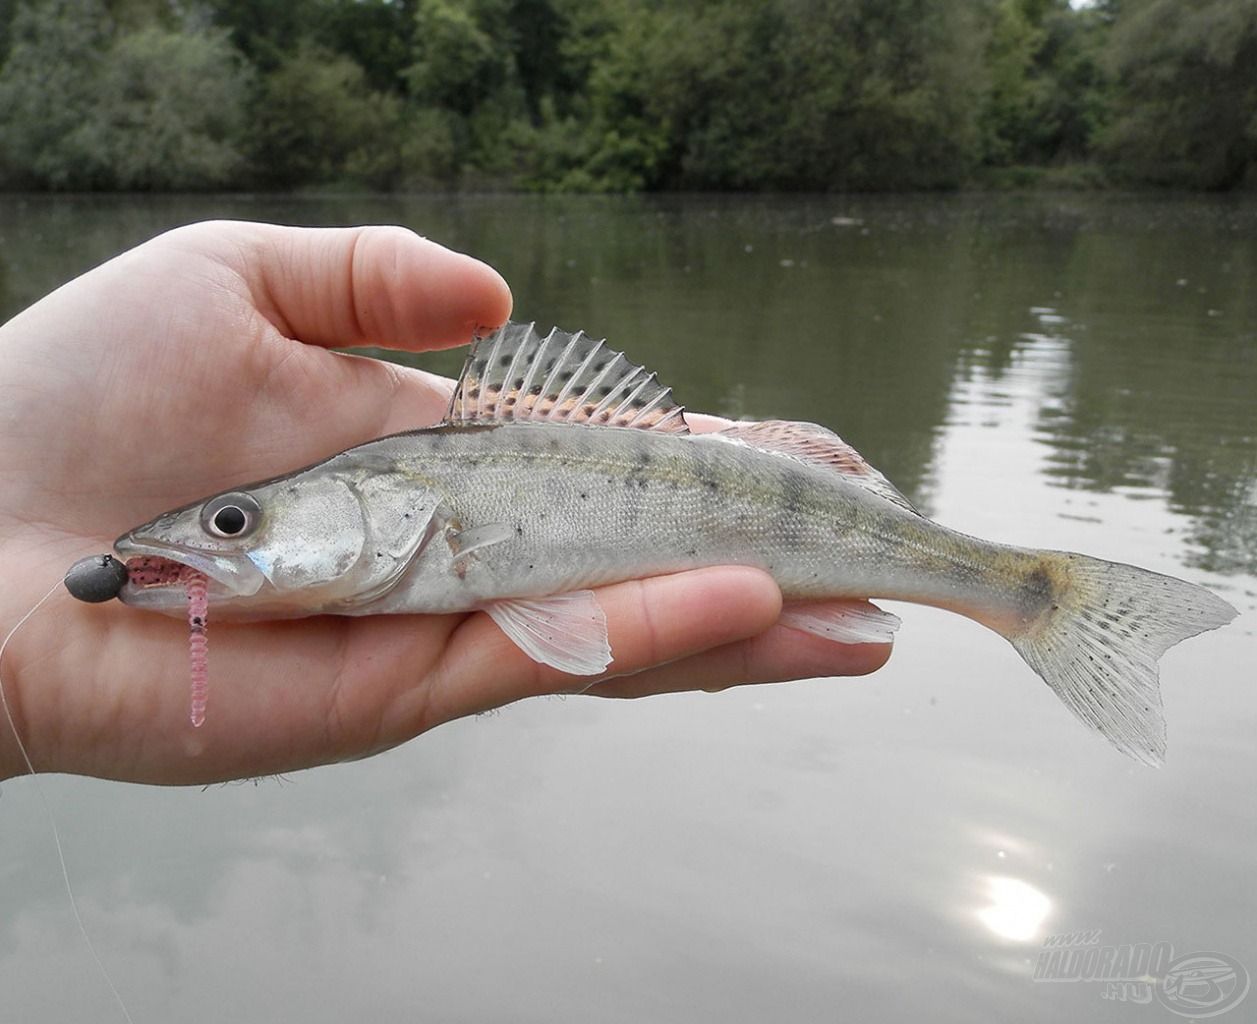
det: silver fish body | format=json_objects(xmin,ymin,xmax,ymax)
[
  {"xmin": 352, "ymin": 423, "xmax": 1033, "ymax": 624},
  {"xmin": 114, "ymin": 322, "xmax": 1237, "ymax": 765}
]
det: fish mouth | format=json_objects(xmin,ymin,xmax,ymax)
[{"xmin": 113, "ymin": 539, "xmax": 267, "ymax": 608}]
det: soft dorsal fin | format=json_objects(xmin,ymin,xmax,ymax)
[
  {"xmin": 715, "ymin": 419, "xmax": 920, "ymax": 514},
  {"xmin": 447, "ymin": 321, "xmax": 690, "ymax": 433}
]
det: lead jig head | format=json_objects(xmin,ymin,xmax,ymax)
[{"xmin": 64, "ymin": 553, "xmax": 129, "ymax": 603}]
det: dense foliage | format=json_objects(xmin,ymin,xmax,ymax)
[{"xmin": 0, "ymin": 0, "xmax": 1252, "ymax": 191}]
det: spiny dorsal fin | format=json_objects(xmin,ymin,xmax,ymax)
[
  {"xmin": 715, "ymin": 419, "xmax": 920, "ymax": 514},
  {"xmin": 447, "ymin": 322, "xmax": 690, "ymax": 433}
]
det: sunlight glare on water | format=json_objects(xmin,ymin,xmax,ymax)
[{"xmin": 978, "ymin": 878, "xmax": 1053, "ymax": 943}]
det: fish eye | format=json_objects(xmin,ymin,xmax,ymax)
[{"xmin": 201, "ymin": 492, "xmax": 262, "ymax": 539}]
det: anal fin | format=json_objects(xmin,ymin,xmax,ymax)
[
  {"xmin": 483, "ymin": 590, "xmax": 612, "ymax": 676},
  {"xmin": 779, "ymin": 599, "xmax": 901, "ymax": 644}
]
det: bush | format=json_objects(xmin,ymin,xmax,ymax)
[
  {"xmin": 1100, "ymin": 0, "xmax": 1257, "ymax": 189},
  {"xmin": 67, "ymin": 26, "xmax": 249, "ymax": 190},
  {"xmin": 0, "ymin": 2, "xmax": 249, "ymax": 190},
  {"xmin": 247, "ymin": 42, "xmax": 405, "ymax": 189},
  {"xmin": 0, "ymin": 0, "xmax": 111, "ymax": 188}
]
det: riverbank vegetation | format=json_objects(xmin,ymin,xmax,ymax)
[{"xmin": 1, "ymin": 0, "xmax": 1253, "ymax": 193}]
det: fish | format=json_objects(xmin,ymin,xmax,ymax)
[{"xmin": 113, "ymin": 321, "xmax": 1237, "ymax": 764}]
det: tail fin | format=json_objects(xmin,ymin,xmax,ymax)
[{"xmin": 1002, "ymin": 555, "xmax": 1236, "ymax": 767}]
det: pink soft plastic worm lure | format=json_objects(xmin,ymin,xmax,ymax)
[
  {"xmin": 182, "ymin": 568, "xmax": 210, "ymax": 728},
  {"xmin": 122, "ymin": 557, "xmax": 210, "ymax": 727}
]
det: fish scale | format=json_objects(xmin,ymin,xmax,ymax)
[{"xmin": 363, "ymin": 421, "xmax": 911, "ymax": 611}]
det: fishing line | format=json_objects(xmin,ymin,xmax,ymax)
[{"xmin": 0, "ymin": 577, "xmax": 136, "ymax": 1024}]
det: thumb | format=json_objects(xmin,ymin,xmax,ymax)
[{"xmin": 168, "ymin": 220, "xmax": 514, "ymax": 352}]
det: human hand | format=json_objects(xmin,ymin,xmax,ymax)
[{"xmin": 0, "ymin": 222, "xmax": 889, "ymax": 785}]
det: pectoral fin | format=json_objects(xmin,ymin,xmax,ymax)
[
  {"xmin": 779, "ymin": 600, "xmax": 901, "ymax": 644},
  {"xmin": 447, "ymin": 522, "xmax": 515, "ymax": 573},
  {"xmin": 483, "ymin": 590, "xmax": 612, "ymax": 676}
]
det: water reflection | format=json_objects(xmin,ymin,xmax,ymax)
[{"xmin": 0, "ymin": 194, "xmax": 1253, "ymax": 1024}]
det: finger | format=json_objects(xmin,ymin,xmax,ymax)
[
  {"xmin": 407, "ymin": 567, "xmax": 786, "ymax": 731},
  {"xmin": 175, "ymin": 221, "xmax": 513, "ymax": 352},
  {"xmin": 81, "ymin": 223, "xmax": 511, "ymax": 498},
  {"xmin": 585, "ymin": 620, "xmax": 892, "ymax": 698}
]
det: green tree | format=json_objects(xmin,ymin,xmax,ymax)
[
  {"xmin": 404, "ymin": 0, "xmax": 582, "ymax": 182},
  {"xmin": 106, "ymin": 0, "xmax": 184, "ymax": 30},
  {"xmin": 781, "ymin": 0, "xmax": 988, "ymax": 189},
  {"xmin": 500, "ymin": 0, "xmax": 570, "ymax": 119},
  {"xmin": 0, "ymin": 1, "xmax": 249, "ymax": 189},
  {"xmin": 982, "ymin": 0, "xmax": 1053, "ymax": 164},
  {"xmin": 1101, "ymin": 0, "xmax": 1257, "ymax": 188},
  {"xmin": 7, "ymin": 0, "xmax": 1254, "ymax": 193},
  {"xmin": 555, "ymin": 0, "xmax": 988, "ymax": 192},
  {"xmin": 407, "ymin": 0, "xmax": 509, "ymax": 117},
  {"xmin": 248, "ymin": 41, "xmax": 404, "ymax": 187},
  {"xmin": 0, "ymin": 1, "xmax": 250, "ymax": 189},
  {"xmin": 207, "ymin": 0, "xmax": 325, "ymax": 68},
  {"xmin": 208, "ymin": 0, "xmax": 417, "ymax": 90},
  {"xmin": 317, "ymin": 0, "xmax": 416, "ymax": 94},
  {"xmin": 0, "ymin": 0, "xmax": 112, "ymax": 188},
  {"xmin": 0, "ymin": 0, "xmax": 17, "ymax": 66},
  {"xmin": 65, "ymin": 26, "xmax": 249, "ymax": 189},
  {"xmin": 980, "ymin": 0, "xmax": 1111, "ymax": 167},
  {"xmin": 1039, "ymin": 3, "xmax": 1112, "ymax": 160}
]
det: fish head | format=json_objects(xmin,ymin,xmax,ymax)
[{"xmin": 114, "ymin": 462, "xmax": 441, "ymax": 617}]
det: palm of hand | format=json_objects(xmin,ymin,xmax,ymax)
[{"xmin": 0, "ymin": 222, "xmax": 885, "ymax": 785}]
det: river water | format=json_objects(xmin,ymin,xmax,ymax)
[{"xmin": 0, "ymin": 193, "xmax": 1254, "ymax": 1022}]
